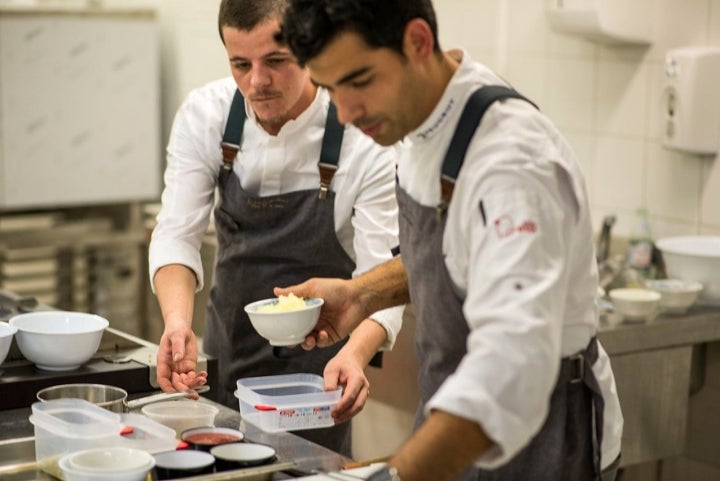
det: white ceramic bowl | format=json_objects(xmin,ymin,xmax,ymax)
[
  {"xmin": 609, "ymin": 288, "xmax": 661, "ymax": 322},
  {"xmin": 244, "ymin": 297, "xmax": 323, "ymax": 346},
  {"xmin": 8, "ymin": 311, "xmax": 108, "ymax": 371},
  {"xmin": 646, "ymin": 279, "xmax": 703, "ymax": 314},
  {"xmin": 656, "ymin": 236, "xmax": 720, "ymax": 303},
  {"xmin": 59, "ymin": 447, "xmax": 155, "ymax": 481},
  {"xmin": 141, "ymin": 400, "xmax": 219, "ymax": 436},
  {"xmin": 0, "ymin": 321, "xmax": 17, "ymax": 365}
]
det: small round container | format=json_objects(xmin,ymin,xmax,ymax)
[
  {"xmin": 181, "ymin": 426, "xmax": 244, "ymax": 451},
  {"xmin": 646, "ymin": 279, "xmax": 703, "ymax": 314},
  {"xmin": 59, "ymin": 447, "xmax": 155, "ymax": 481},
  {"xmin": 153, "ymin": 449, "xmax": 215, "ymax": 480},
  {"xmin": 141, "ymin": 400, "xmax": 219, "ymax": 436},
  {"xmin": 244, "ymin": 296, "xmax": 323, "ymax": 346},
  {"xmin": 609, "ymin": 287, "xmax": 661, "ymax": 322},
  {"xmin": 210, "ymin": 442, "xmax": 277, "ymax": 471}
]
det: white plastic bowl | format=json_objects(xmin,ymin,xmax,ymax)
[
  {"xmin": 646, "ymin": 279, "xmax": 703, "ymax": 314},
  {"xmin": 244, "ymin": 297, "xmax": 323, "ymax": 346},
  {"xmin": 656, "ymin": 236, "xmax": 720, "ymax": 302},
  {"xmin": 59, "ymin": 447, "xmax": 155, "ymax": 481},
  {"xmin": 8, "ymin": 311, "xmax": 108, "ymax": 371},
  {"xmin": 141, "ymin": 400, "xmax": 219, "ymax": 436},
  {"xmin": 609, "ymin": 288, "xmax": 661, "ymax": 322},
  {"xmin": 0, "ymin": 321, "xmax": 17, "ymax": 365}
]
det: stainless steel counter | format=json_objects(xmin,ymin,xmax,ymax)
[
  {"xmin": 0, "ymin": 396, "xmax": 351, "ymax": 480},
  {"xmin": 598, "ymin": 304, "xmax": 720, "ymax": 355}
]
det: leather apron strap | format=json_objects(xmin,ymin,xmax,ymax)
[{"xmin": 219, "ymin": 90, "xmax": 345, "ymax": 198}]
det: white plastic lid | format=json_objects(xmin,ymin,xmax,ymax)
[{"xmin": 29, "ymin": 399, "xmax": 121, "ymax": 438}]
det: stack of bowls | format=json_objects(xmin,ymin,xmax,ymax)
[{"xmin": 58, "ymin": 447, "xmax": 155, "ymax": 481}]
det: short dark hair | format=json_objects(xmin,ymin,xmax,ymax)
[
  {"xmin": 218, "ymin": 0, "xmax": 288, "ymax": 44},
  {"xmin": 281, "ymin": 0, "xmax": 440, "ymax": 65}
]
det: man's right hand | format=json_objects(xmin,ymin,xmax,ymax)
[
  {"xmin": 156, "ymin": 320, "xmax": 207, "ymax": 396},
  {"xmin": 274, "ymin": 277, "xmax": 368, "ymax": 349}
]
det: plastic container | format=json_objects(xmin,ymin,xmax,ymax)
[
  {"xmin": 234, "ymin": 373, "xmax": 341, "ymax": 432},
  {"xmin": 141, "ymin": 400, "xmax": 219, "ymax": 437},
  {"xmin": 29, "ymin": 399, "xmax": 123, "ymax": 479},
  {"xmin": 117, "ymin": 413, "xmax": 177, "ymax": 453}
]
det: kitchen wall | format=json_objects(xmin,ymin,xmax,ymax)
[{"xmin": 134, "ymin": 0, "xmax": 720, "ymax": 242}]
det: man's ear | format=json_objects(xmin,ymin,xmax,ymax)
[{"xmin": 402, "ymin": 18, "xmax": 435, "ymax": 62}]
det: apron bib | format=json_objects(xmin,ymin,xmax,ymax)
[
  {"xmin": 204, "ymin": 91, "xmax": 354, "ymax": 456},
  {"xmin": 397, "ymin": 86, "xmax": 608, "ymax": 481}
]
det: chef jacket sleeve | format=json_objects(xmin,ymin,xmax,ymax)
[
  {"xmin": 425, "ymin": 167, "xmax": 571, "ymax": 468},
  {"xmin": 148, "ymin": 88, "xmax": 223, "ymax": 293},
  {"xmin": 347, "ymin": 140, "xmax": 403, "ymax": 350}
]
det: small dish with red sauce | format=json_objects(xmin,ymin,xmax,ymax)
[{"xmin": 180, "ymin": 426, "xmax": 244, "ymax": 451}]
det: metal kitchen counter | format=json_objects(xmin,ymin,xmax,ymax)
[{"xmin": 0, "ymin": 396, "xmax": 351, "ymax": 480}]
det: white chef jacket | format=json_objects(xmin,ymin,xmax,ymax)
[
  {"xmin": 149, "ymin": 77, "xmax": 403, "ymax": 348},
  {"xmin": 399, "ymin": 51, "xmax": 623, "ymax": 469}
]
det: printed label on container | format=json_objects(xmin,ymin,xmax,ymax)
[{"xmin": 277, "ymin": 406, "xmax": 333, "ymax": 430}]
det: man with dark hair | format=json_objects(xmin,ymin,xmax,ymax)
[
  {"xmin": 149, "ymin": 0, "xmax": 404, "ymax": 456},
  {"xmin": 277, "ymin": 0, "xmax": 623, "ymax": 479}
]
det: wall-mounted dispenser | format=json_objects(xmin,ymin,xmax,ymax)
[
  {"xmin": 662, "ymin": 46, "xmax": 720, "ymax": 155},
  {"xmin": 546, "ymin": 0, "xmax": 653, "ymax": 46}
]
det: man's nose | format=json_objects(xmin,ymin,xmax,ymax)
[
  {"xmin": 250, "ymin": 64, "xmax": 271, "ymax": 87},
  {"xmin": 331, "ymin": 92, "xmax": 362, "ymax": 125}
]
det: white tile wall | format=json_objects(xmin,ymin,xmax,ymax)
[{"xmin": 436, "ymin": 0, "xmax": 720, "ymax": 240}]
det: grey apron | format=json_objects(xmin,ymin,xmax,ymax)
[
  {"xmin": 396, "ymin": 86, "xmax": 616, "ymax": 481},
  {"xmin": 204, "ymin": 90, "xmax": 353, "ymax": 456}
]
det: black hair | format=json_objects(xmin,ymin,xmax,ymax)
[
  {"xmin": 218, "ymin": 0, "xmax": 288, "ymax": 44},
  {"xmin": 280, "ymin": 0, "xmax": 440, "ymax": 65}
]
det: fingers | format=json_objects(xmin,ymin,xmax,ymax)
[{"xmin": 333, "ymin": 383, "xmax": 371, "ymax": 424}]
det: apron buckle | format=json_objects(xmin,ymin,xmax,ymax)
[
  {"xmin": 435, "ymin": 202, "xmax": 447, "ymax": 222},
  {"xmin": 569, "ymin": 352, "xmax": 585, "ymax": 384},
  {"xmin": 318, "ymin": 183, "xmax": 329, "ymax": 200}
]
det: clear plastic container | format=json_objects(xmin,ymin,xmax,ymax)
[
  {"xmin": 29, "ymin": 399, "xmax": 122, "ymax": 479},
  {"xmin": 235, "ymin": 373, "xmax": 341, "ymax": 432},
  {"xmin": 117, "ymin": 413, "xmax": 178, "ymax": 453}
]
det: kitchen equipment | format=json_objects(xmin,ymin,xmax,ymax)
[
  {"xmin": 0, "ymin": 287, "xmax": 218, "ymax": 412},
  {"xmin": 0, "ymin": 321, "xmax": 16, "ymax": 365},
  {"xmin": 9, "ymin": 310, "xmax": 108, "ymax": 371},
  {"xmin": 152, "ymin": 449, "xmax": 215, "ymax": 480},
  {"xmin": 210, "ymin": 442, "xmax": 277, "ymax": 471},
  {"xmin": 244, "ymin": 296, "xmax": 323, "ymax": 346},
  {"xmin": 180, "ymin": 426, "xmax": 244, "ymax": 451},
  {"xmin": 645, "ymin": 279, "xmax": 703, "ymax": 314},
  {"xmin": 656, "ymin": 236, "xmax": 720, "ymax": 302},
  {"xmin": 141, "ymin": 400, "xmax": 219, "ymax": 436},
  {"xmin": 235, "ymin": 373, "xmax": 341, "ymax": 432},
  {"xmin": 609, "ymin": 288, "xmax": 661, "ymax": 322},
  {"xmin": 36, "ymin": 383, "xmax": 210, "ymax": 413},
  {"xmin": 59, "ymin": 447, "xmax": 155, "ymax": 481}
]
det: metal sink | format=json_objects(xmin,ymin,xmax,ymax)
[{"xmin": 0, "ymin": 436, "xmax": 296, "ymax": 481}]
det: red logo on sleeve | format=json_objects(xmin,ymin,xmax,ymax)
[{"xmin": 494, "ymin": 216, "xmax": 537, "ymax": 238}]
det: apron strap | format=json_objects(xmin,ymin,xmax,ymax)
[
  {"xmin": 219, "ymin": 89, "xmax": 246, "ymax": 186},
  {"xmin": 563, "ymin": 336, "xmax": 605, "ymax": 480},
  {"xmin": 317, "ymin": 101, "xmax": 345, "ymax": 199},
  {"xmin": 219, "ymin": 91, "xmax": 345, "ymax": 197},
  {"xmin": 438, "ymin": 85, "xmax": 536, "ymax": 218}
]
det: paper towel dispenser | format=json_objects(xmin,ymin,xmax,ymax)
[
  {"xmin": 662, "ymin": 47, "xmax": 720, "ymax": 155},
  {"xmin": 546, "ymin": 0, "xmax": 653, "ymax": 45}
]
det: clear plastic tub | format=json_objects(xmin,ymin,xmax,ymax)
[
  {"xmin": 117, "ymin": 413, "xmax": 178, "ymax": 453},
  {"xmin": 29, "ymin": 399, "xmax": 122, "ymax": 479},
  {"xmin": 235, "ymin": 373, "xmax": 341, "ymax": 432}
]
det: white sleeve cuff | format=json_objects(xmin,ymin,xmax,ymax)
[
  {"xmin": 368, "ymin": 305, "xmax": 405, "ymax": 350},
  {"xmin": 148, "ymin": 239, "xmax": 205, "ymax": 293}
]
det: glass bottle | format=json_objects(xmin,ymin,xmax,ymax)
[{"xmin": 627, "ymin": 207, "xmax": 655, "ymax": 279}]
